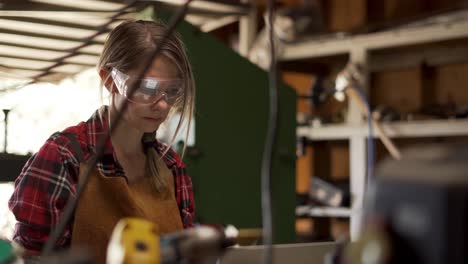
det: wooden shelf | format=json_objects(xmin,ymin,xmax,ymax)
[
  {"xmin": 297, "ymin": 119, "xmax": 468, "ymax": 141},
  {"xmin": 289, "ymin": 11, "xmax": 468, "ymax": 241},
  {"xmin": 296, "ymin": 206, "xmax": 351, "ymax": 218},
  {"xmin": 281, "ymin": 13, "xmax": 468, "ymax": 61}
]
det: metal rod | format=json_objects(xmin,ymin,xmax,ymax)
[{"xmin": 3, "ymin": 109, "xmax": 10, "ymax": 153}]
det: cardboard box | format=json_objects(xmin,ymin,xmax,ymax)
[{"xmin": 371, "ymin": 67, "xmax": 423, "ymax": 114}]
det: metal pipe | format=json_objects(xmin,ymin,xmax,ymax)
[{"xmin": 3, "ymin": 109, "xmax": 10, "ymax": 153}]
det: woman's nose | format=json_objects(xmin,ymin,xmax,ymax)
[{"xmin": 151, "ymin": 93, "xmax": 170, "ymax": 110}]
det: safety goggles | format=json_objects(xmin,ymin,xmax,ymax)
[{"xmin": 111, "ymin": 67, "xmax": 184, "ymax": 105}]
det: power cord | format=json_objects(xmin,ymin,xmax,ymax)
[{"xmin": 261, "ymin": 0, "xmax": 277, "ymax": 263}]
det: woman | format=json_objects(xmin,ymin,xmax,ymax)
[{"xmin": 8, "ymin": 19, "xmax": 195, "ymax": 262}]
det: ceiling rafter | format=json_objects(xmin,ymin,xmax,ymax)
[
  {"xmin": 0, "ymin": 44, "xmax": 99, "ymax": 61},
  {"xmin": 31, "ymin": 1, "xmax": 138, "ymax": 82},
  {"xmin": 0, "ymin": 0, "xmax": 252, "ymax": 84},
  {"xmin": 29, "ymin": 0, "xmax": 128, "ymax": 12},
  {"xmin": 0, "ymin": 19, "xmax": 109, "ymax": 42},
  {"xmin": 0, "ymin": 54, "xmax": 97, "ymax": 67},
  {"xmin": 0, "ymin": 10, "xmax": 136, "ymax": 19},
  {"xmin": 0, "ymin": 33, "xmax": 101, "ymax": 52},
  {"xmin": 0, "ymin": 59, "xmax": 90, "ymax": 74},
  {"xmin": 0, "ymin": 16, "xmax": 123, "ymax": 32}
]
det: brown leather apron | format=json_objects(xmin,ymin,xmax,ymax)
[{"xmin": 71, "ymin": 156, "xmax": 183, "ymax": 264}]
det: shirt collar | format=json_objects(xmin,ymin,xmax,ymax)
[
  {"xmin": 84, "ymin": 106, "xmax": 122, "ymax": 176},
  {"xmin": 84, "ymin": 106, "xmax": 177, "ymax": 176}
]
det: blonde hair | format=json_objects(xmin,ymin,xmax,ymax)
[{"xmin": 98, "ymin": 19, "xmax": 195, "ymax": 193}]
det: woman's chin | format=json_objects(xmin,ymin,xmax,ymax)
[
  {"xmin": 140, "ymin": 123, "xmax": 161, "ymax": 133},
  {"xmin": 143, "ymin": 116, "xmax": 166, "ymax": 130}
]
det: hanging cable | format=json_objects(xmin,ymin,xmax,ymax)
[
  {"xmin": 41, "ymin": 0, "xmax": 193, "ymax": 256},
  {"xmin": 350, "ymin": 83, "xmax": 375, "ymax": 185},
  {"xmin": 333, "ymin": 66, "xmax": 375, "ymax": 245},
  {"xmin": 261, "ymin": 0, "xmax": 277, "ymax": 263},
  {"xmin": 336, "ymin": 65, "xmax": 375, "ymax": 185}
]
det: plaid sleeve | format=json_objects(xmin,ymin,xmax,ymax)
[
  {"xmin": 8, "ymin": 134, "xmax": 80, "ymax": 254},
  {"xmin": 173, "ymin": 162, "xmax": 195, "ymax": 228},
  {"xmin": 164, "ymin": 148, "xmax": 195, "ymax": 228}
]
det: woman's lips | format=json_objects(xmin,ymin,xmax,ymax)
[{"xmin": 143, "ymin": 117, "xmax": 162, "ymax": 122}]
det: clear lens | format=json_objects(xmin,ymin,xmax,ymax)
[
  {"xmin": 112, "ymin": 68, "xmax": 183, "ymax": 104},
  {"xmin": 129, "ymin": 79, "xmax": 183, "ymax": 104}
]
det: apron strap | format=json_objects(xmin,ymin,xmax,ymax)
[{"xmin": 61, "ymin": 132, "xmax": 85, "ymax": 163}]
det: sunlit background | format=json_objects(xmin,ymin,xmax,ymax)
[{"xmin": 0, "ymin": 70, "xmax": 101, "ymax": 154}]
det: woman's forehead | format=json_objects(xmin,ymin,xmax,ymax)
[{"xmin": 130, "ymin": 56, "xmax": 179, "ymax": 79}]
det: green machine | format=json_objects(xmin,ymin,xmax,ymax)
[
  {"xmin": 156, "ymin": 11, "xmax": 297, "ymax": 244},
  {"xmin": 0, "ymin": 239, "xmax": 16, "ymax": 263}
]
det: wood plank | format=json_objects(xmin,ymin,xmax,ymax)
[
  {"xmin": 0, "ymin": 33, "xmax": 103, "ymax": 55},
  {"xmin": 0, "ymin": 45, "xmax": 99, "ymax": 65},
  {"xmin": 0, "ymin": 19, "xmax": 107, "ymax": 43}
]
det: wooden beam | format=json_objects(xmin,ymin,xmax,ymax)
[
  {"xmin": 0, "ymin": 58, "xmax": 90, "ymax": 73},
  {"xmin": 0, "ymin": 33, "xmax": 103, "ymax": 55},
  {"xmin": 370, "ymin": 39, "xmax": 468, "ymax": 72},
  {"xmin": 29, "ymin": 0, "xmax": 127, "ymax": 12},
  {"xmin": 0, "ymin": 54, "xmax": 97, "ymax": 67},
  {"xmin": 0, "ymin": 19, "xmax": 108, "ymax": 42},
  {"xmin": 1, "ymin": 1, "xmax": 87, "ymax": 12},
  {"xmin": 0, "ymin": 44, "xmax": 99, "ymax": 64},
  {"xmin": 146, "ymin": 0, "xmax": 250, "ymax": 15},
  {"xmin": 281, "ymin": 15, "xmax": 468, "ymax": 61},
  {"xmin": 0, "ymin": 10, "xmax": 135, "ymax": 19},
  {"xmin": 200, "ymin": 15, "xmax": 239, "ymax": 32},
  {"xmin": 0, "ymin": 28, "xmax": 106, "ymax": 44},
  {"xmin": 0, "ymin": 16, "xmax": 123, "ymax": 31}
]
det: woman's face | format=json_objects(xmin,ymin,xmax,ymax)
[{"xmin": 111, "ymin": 56, "xmax": 181, "ymax": 133}]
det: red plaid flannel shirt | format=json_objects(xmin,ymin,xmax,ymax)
[{"xmin": 8, "ymin": 106, "xmax": 195, "ymax": 254}]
